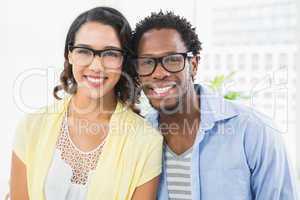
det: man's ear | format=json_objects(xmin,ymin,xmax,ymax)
[{"xmin": 190, "ymin": 56, "xmax": 199, "ymax": 78}]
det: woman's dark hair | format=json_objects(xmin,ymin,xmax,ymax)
[{"xmin": 53, "ymin": 7, "xmax": 138, "ymax": 106}]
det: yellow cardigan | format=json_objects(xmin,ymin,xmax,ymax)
[{"xmin": 13, "ymin": 96, "xmax": 163, "ymax": 200}]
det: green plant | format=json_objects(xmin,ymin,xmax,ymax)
[{"xmin": 208, "ymin": 71, "xmax": 250, "ymax": 101}]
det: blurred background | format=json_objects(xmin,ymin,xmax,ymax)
[{"xmin": 0, "ymin": 0, "xmax": 299, "ymax": 197}]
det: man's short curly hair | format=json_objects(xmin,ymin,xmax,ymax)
[{"xmin": 132, "ymin": 11, "xmax": 202, "ymax": 56}]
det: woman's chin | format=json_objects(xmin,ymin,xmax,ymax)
[
  {"xmin": 76, "ymin": 80, "xmax": 117, "ymax": 102},
  {"xmin": 85, "ymin": 89, "xmax": 106, "ymax": 100}
]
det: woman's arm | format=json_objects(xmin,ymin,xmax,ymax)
[
  {"xmin": 10, "ymin": 152, "xmax": 29, "ymax": 200},
  {"xmin": 131, "ymin": 176, "xmax": 160, "ymax": 200}
]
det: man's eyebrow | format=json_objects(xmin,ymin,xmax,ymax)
[{"xmin": 139, "ymin": 51, "xmax": 179, "ymax": 57}]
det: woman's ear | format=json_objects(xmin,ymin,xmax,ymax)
[{"xmin": 68, "ymin": 52, "xmax": 73, "ymax": 65}]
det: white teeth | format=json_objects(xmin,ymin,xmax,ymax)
[
  {"xmin": 86, "ymin": 76, "xmax": 104, "ymax": 83},
  {"xmin": 153, "ymin": 86, "xmax": 173, "ymax": 94}
]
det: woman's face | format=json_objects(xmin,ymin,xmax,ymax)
[{"xmin": 68, "ymin": 21, "xmax": 123, "ymax": 100}]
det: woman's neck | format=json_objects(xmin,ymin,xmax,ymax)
[{"xmin": 69, "ymin": 92, "xmax": 117, "ymax": 122}]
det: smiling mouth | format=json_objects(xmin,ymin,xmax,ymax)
[
  {"xmin": 148, "ymin": 83, "xmax": 177, "ymax": 97},
  {"xmin": 153, "ymin": 85, "xmax": 173, "ymax": 93},
  {"xmin": 84, "ymin": 75, "xmax": 108, "ymax": 87}
]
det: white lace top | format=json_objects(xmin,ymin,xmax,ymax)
[{"xmin": 44, "ymin": 113, "xmax": 106, "ymax": 200}]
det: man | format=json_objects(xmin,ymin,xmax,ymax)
[{"xmin": 131, "ymin": 11, "xmax": 298, "ymax": 199}]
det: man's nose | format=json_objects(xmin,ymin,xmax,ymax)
[{"xmin": 152, "ymin": 62, "xmax": 171, "ymax": 79}]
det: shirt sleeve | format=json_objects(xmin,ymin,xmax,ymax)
[
  {"xmin": 137, "ymin": 134, "xmax": 163, "ymax": 186},
  {"xmin": 244, "ymin": 117, "xmax": 299, "ymax": 200},
  {"xmin": 13, "ymin": 115, "xmax": 29, "ymax": 165}
]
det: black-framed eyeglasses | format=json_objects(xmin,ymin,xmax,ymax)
[
  {"xmin": 133, "ymin": 52, "xmax": 194, "ymax": 77},
  {"xmin": 68, "ymin": 45, "xmax": 125, "ymax": 68}
]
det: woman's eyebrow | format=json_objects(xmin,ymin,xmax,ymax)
[
  {"xmin": 72, "ymin": 44, "xmax": 122, "ymax": 50},
  {"xmin": 73, "ymin": 44, "xmax": 92, "ymax": 48},
  {"xmin": 103, "ymin": 46, "xmax": 122, "ymax": 50}
]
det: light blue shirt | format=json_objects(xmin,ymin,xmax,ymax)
[{"xmin": 146, "ymin": 84, "xmax": 298, "ymax": 200}]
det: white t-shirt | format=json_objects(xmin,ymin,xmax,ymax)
[
  {"xmin": 165, "ymin": 145, "xmax": 193, "ymax": 200},
  {"xmin": 44, "ymin": 113, "xmax": 105, "ymax": 200}
]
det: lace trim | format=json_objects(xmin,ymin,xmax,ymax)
[{"xmin": 56, "ymin": 114, "xmax": 106, "ymax": 185}]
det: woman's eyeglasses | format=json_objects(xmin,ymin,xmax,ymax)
[{"xmin": 68, "ymin": 46, "xmax": 125, "ymax": 68}]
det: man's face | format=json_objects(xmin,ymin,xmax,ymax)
[{"xmin": 137, "ymin": 28, "xmax": 198, "ymax": 112}]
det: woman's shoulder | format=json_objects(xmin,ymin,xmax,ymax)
[
  {"xmin": 113, "ymin": 103, "xmax": 163, "ymax": 143},
  {"xmin": 121, "ymin": 106, "xmax": 161, "ymax": 132},
  {"xmin": 17, "ymin": 97, "xmax": 68, "ymax": 131},
  {"xmin": 110, "ymin": 106, "xmax": 163, "ymax": 164},
  {"xmin": 13, "ymin": 97, "xmax": 70, "ymax": 165}
]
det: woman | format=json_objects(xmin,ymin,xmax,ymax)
[{"xmin": 10, "ymin": 7, "xmax": 162, "ymax": 200}]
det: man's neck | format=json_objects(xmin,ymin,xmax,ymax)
[
  {"xmin": 159, "ymin": 86, "xmax": 201, "ymax": 154},
  {"xmin": 159, "ymin": 86, "xmax": 200, "ymax": 128}
]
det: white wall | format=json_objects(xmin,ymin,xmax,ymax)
[{"xmin": 296, "ymin": 0, "xmax": 300, "ymax": 179}]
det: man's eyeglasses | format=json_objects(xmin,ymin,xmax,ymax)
[
  {"xmin": 68, "ymin": 46, "xmax": 125, "ymax": 68},
  {"xmin": 133, "ymin": 52, "xmax": 194, "ymax": 77}
]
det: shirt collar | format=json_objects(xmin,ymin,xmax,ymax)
[
  {"xmin": 145, "ymin": 84, "xmax": 240, "ymax": 131},
  {"xmin": 196, "ymin": 84, "xmax": 239, "ymax": 131}
]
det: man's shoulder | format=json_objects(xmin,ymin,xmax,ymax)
[
  {"xmin": 226, "ymin": 100, "xmax": 277, "ymax": 130},
  {"xmin": 144, "ymin": 109, "xmax": 159, "ymax": 128},
  {"xmin": 223, "ymin": 100, "xmax": 282, "ymax": 148}
]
